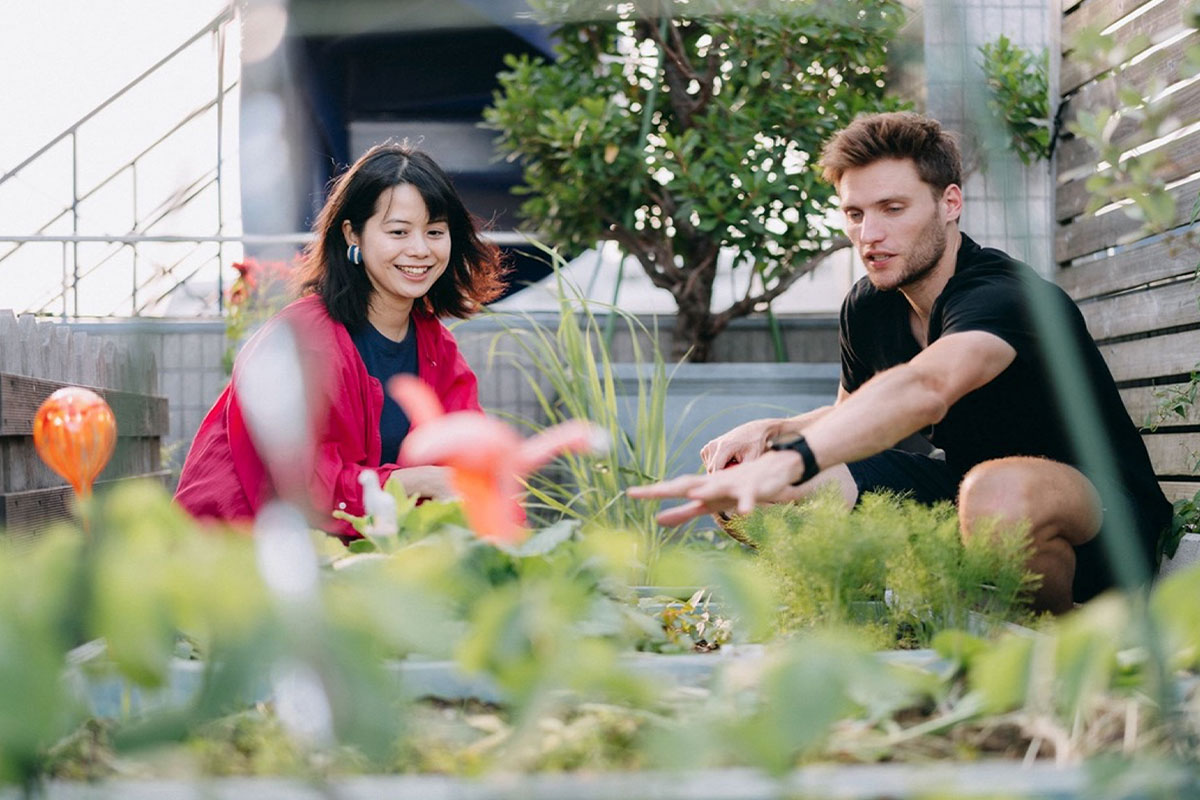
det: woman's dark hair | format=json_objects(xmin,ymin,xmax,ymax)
[
  {"xmin": 819, "ymin": 112, "xmax": 963, "ymax": 198},
  {"xmin": 299, "ymin": 143, "xmax": 507, "ymax": 327}
]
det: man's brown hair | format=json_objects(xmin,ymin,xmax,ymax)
[{"xmin": 818, "ymin": 112, "xmax": 962, "ymax": 196}]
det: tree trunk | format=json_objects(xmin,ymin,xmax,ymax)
[
  {"xmin": 670, "ymin": 300, "xmax": 716, "ymax": 362},
  {"xmin": 666, "ymin": 236, "xmax": 722, "ymax": 362}
]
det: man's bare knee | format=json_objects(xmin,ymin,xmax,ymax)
[
  {"xmin": 958, "ymin": 461, "xmax": 1038, "ymax": 540},
  {"xmin": 958, "ymin": 457, "xmax": 1101, "ymax": 549}
]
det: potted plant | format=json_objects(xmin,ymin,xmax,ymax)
[{"xmin": 484, "ymin": 0, "xmax": 906, "ymax": 362}]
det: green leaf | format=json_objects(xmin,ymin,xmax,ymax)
[
  {"xmin": 969, "ymin": 633, "xmax": 1035, "ymax": 713},
  {"xmin": 931, "ymin": 628, "xmax": 988, "ymax": 670},
  {"xmin": 514, "ymin": 519, "xmax": 580, "ymax": 558}
]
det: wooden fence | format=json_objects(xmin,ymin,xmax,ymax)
[
  {"xmin": 0, "ymin": 310, "xmax": 169, "ymax": 534},
  {"xmin": 1056, "ymin": 0, "xmax": 1200, "ymax": 505}
]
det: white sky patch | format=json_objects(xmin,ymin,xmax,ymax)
[{"xmin": 0, "ymin": 0, "xmax": 240, "ymax": 316}]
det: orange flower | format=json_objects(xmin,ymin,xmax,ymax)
[{"xmin": 387, "ymin": 375, "xmax": 606, "ymax": 546}]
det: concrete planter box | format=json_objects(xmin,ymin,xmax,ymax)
[
  {"xmin": 68, "ymin": 644, "xmax": 800, "ymax": 717},
  {"xmin": 70, "ymin": 639, "xmax": 971, "ymax": 722},
  {"xmin": 58, "ymin": 625, "xmax": 1178, "ymax": 800},
  {"xmin": 14, "ymin": 759, "xmax": 1192, "ymax": 799},
  {"xmin": 70, "ymin": 640, "xmax": 950, "ymax": 719},
  {"xmin": 609, "ymin": 362, "xmax": 839, "ymax": 476},
  {"xmin": 1159, "ymin": 533, "xmax": 1200, "ymax": 578}
]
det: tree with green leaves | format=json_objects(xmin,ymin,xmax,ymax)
[{"xmin": 485, "ymin": 0, "xmax": 907, "ymax": 361}]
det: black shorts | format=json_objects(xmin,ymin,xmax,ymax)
[
  {"xmin": 845, "ymin": 448, "xmax": 961, "ymax": 506},
  {"xmin": 1072, "ymin": 490, "xmax": 1163, "ymax": 603}
]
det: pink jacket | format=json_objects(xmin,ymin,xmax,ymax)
[{"xmin": 174, "ymin": 294, "xmax": 481, "ymax": 538}]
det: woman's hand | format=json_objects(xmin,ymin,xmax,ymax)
[{"xmin": 385, "ymin": 465, "xmax": 458, "ymax": 501}]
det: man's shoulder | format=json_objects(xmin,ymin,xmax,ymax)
[
  {"xmin": 945, "ymin": 235, "xmax": 1052, "ymax": 302},
  {"xmin": 953, "ymin": 233, "xmax": 1062, "ymax": 287}
]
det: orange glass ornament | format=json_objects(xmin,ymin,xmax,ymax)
[{"xmin": 33, "ymin": 387, "xmax": 117, "ymax": 499}]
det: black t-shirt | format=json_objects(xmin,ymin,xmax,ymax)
[
  {"xmin": 840, "ymin": 233, "xmax": 1170, "ymax": 560},
  {"xmin": 351, "ymin": 321, "xmax": 419, "ymax": 465}
]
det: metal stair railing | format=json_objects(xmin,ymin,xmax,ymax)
[
  {"xmin": 4, "ymin": 231, "xmax": 533, "ymax": 318},
  {"xmin": 32, "ymin": 168, "xmax": 224, "ymax": 317},
  {"xmin": 0, "ymin": 4, "xmax": 238, "ymax": 319}
]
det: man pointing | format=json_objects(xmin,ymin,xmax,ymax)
[{"xmin": 630, "ymin": 112, "xmax": 1170, "ymax": 614}]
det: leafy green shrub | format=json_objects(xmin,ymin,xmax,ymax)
[
  {"xmin": 978, "ymin": 34, "xmax": 1051, "ymax": 164},
  {"xmin": 1163, "ymin": 488, "xmax": 1200, "ymax": 562},
  {"xmin": 485, "ymin": 0, "xmax": 906, "ymax": 361}
]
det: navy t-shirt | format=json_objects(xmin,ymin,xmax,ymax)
[
  {"xmin": 350, "ymin": 321, "xmax": 418, "ymax": 465},
  {"xmin": 839, "ymin": 233, "xmax": 1170, "ymax": 591}
]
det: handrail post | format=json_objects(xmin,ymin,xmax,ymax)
[
  {"xmin": 61, "ymin": 241, "xmax": 69, "ymax": 321},
  {"xmin": 71, "ymin": 131, "xmax": 80, "ymax": 317},
  {"xmin": 132, "ymin": 161, "xmax": 139, "ymax": 315},
  {"xmin": 216, "ymin": 11, "xmax": 228, "ymax": 314}
]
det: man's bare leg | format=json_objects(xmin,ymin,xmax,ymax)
[{"xmin": 957, "ymin": 457, "xmax": 1102, "ymax": 614}]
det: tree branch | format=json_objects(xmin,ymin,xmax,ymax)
[
  {"xmin": 608, "ymin": 226, "xmax": 683, "ymax": 290},
  {"xmin": 638, "ymin": 14, "xmax": 702, "ymax": 129},
  {"xmin": 698, "ymin": 32, "xmax": 729, "ymax": 94}
]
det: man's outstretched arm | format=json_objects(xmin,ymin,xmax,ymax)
[
  {"xmin": 630, "ymin": 330, "xmax": 1017, "ymax": 522},
  {"xmin": 699, "ymin": 400, "xmax": 844, "ymax": 472}
]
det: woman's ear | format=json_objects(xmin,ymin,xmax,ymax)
[{"xmin": 341, "ymin": 219, "xmax": 357, "ymax": 246}]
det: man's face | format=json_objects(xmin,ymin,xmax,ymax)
[{"xmin": 837, "ymin": 158, "xmax": 958, "ymax": 292}]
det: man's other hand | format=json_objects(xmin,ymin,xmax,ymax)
[{"xmin": 699, "ymin": 418, "xmax": 783, "ymax": 473}]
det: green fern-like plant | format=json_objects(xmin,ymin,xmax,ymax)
[
  {"xmin": 733, "ymin": 490, "xmax": 1038, "ymax": 646},
  {"xmin": 885, "ymin": 502, "xmax": 1038, "ymax": 644},
  {"xmin": 733, "ymin": 488, "xmax": 899, "ymax": 642}
]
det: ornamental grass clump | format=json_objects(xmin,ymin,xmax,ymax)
[{"xmin": 484, "ymin": 249, "xmax": 704, "ymax": 580}]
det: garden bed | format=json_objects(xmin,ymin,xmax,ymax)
[
  {"xmin": 11, "ymin": 759, "xmax": 1190, "ymax": 800},
  {"xmin": 5, "ymin": 476, "xmax": 1197, "ymax": 796}
]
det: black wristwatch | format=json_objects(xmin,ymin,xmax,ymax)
[{"xmin": 769, "ymin": 435, "xmax": 820, "ymax": 486}]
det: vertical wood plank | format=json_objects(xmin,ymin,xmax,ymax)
[
  {"xmin": 84, "ymin": 337, "xmax": 102, "ymax": 387},
  {"xmin": 69, "ymin": 331, "xmax": 88, "ymax": 385},
  {"xmin": 17, "ymin": 315, "xmax": 37, "ymax": 376},
  {"xmin": 50, "ymin": 325, "xmax": 72, "ymax": 383},
  {"xmin": 0, "ymin": 312, "xmax": 19, "ymax": 374}
]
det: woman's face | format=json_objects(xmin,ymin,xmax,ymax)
[{"xmin": 343, "ymin": 183, "xmax": 452, "ymax": 312}]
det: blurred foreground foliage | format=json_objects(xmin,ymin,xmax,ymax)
[{"xmin": 1, "ymin": 481, "xmax": 1197, "ymax": 792}]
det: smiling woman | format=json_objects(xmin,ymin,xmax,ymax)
[
  {"xmin": 173, "ymin": 144, "xmax": 509, "ymax": 539},
  {"xmin": 345, "ymin": 183, "xmax": 453, "ymax": 335}
]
